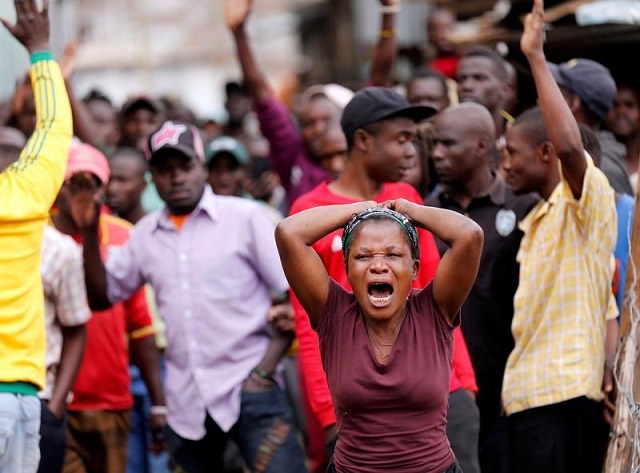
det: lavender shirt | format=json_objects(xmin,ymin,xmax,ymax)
[
  {"xmin": 105, "ymin": 186, "xmax": 288, "ymax": 439},
  {"xmin": 254, "ymin": 95, "xmax": 331, "ymax": 205}
]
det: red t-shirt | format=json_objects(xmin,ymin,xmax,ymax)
[
  {"xmin": 67, "ymin": 214, "xmax": 154, "ymax": 411},
  {"xmin": 318, "ymin": 280, "xmax": 455, "ymax": 473},
  {"xmin": 290, "ymin": 181, "xmax": 476, "ymax": 429},
  {"xmin": 430, "ymin": 55, "xmax": 460, "ymax": 80}
]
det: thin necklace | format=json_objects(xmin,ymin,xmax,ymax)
[{"xmin": 366, "ymin": 308, "xmax": 406, "ymax": 363}]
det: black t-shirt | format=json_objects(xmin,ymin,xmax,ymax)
[{"xmin": 426, "ymin": 175, "xmax": 538, "ymax": 376}]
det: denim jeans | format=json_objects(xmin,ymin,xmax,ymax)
[
  {"xmin": 0, "ymin": 393, "xmax": 41, "ymax": 473},
  {"xmin": 127, "ymin": 361, "xmax": 171, "ymax": 473},
  {"xmin": 165, "ymin": 385, "xmax": 307, "ymax": 473}
]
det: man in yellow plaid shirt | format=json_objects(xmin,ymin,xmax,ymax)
[{"xmin": 500, "ymin": 0, "xmax": 618, "ymax": 471}]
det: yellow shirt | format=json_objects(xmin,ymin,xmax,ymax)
[
  {"xmin": 502, "ymin": 158, "xmax": 618, "ymax": 415},
  {"xmin": 0, "ymin": 54, "xmax": 72, "ymax": 390}
]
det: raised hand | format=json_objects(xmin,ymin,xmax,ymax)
[
  {"xmin": 225, "ymin": 0, "xmax": 252, "ymax": 32},
  {"xmin": 67, "ymin": 172, "xmax": 101, "ymax": 231},
  {"xmin": 60, "ymin": 40, "xmax": 79, "ymax": 82},
  {"xmin": 0, "ymin": 0, "xmax": 50, "ymax": 54},
  {"xmin": 521, "ymin": 0, "xmax": 545, "ymax": 58}
]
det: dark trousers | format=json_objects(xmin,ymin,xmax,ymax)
[
  {"xmin": 38, "ymin": 401, "xmax": 66, "ymax": 473},
  {"xmin": 446, "ymin": 388, "xmax": 480, "ymax": 473},
  {"xmin": 475, "ymin": 370, "xmax": 509, "ymax": 473},
  {"xmin": 164, "ymin": 385, "xmax": 307, "ymax": 473},
  {"xmin": 509, "ymin": 396, "xmax": 609, "ymax": 473}
]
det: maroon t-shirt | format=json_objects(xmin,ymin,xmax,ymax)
[{"xmin": 317, "ymin": 279, "xmax": 456, "ymax": 473}]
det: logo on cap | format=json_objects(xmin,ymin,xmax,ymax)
[{"xmin": 151, "ymin": 122, "xmax": 187, "ymax": 151}]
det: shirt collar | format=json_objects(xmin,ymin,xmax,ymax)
[
  {"xmin": 152, "ymin": 185, "xmax": 218, "ymax": 232},
  {"xmin": 437, "ymin": 172, "xmax": 507, "ymax": 208},
  {"xmin": 518, "ymin": 177, "xmax": 564, "ymax": 234}
]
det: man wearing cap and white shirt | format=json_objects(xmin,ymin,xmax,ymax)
[
  {"xmin": 72, "ymin": 121, "xmax": 307, "ymax": 472},
  {"xmin": 549, "ymin": 57, "xmax": 632, "ymax": 195},
  {"xmin": 50, "ymin": 142, "xmax": 166, "ymax": 473}
]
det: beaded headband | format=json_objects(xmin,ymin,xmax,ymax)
[{"xmin": 342, "ymin": 207, "xmax": 420, "ymax": 260}]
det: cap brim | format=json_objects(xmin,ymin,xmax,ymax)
[
  {"xmin": 65, "ymin": 165, "xmax": 109, "ymax": 186},
  {"xmin": 205, "ymin": 149, "xmax": 246, "ymax": 166},
  {"xmin": 149, "ymin": 145, "xmax": 199, "ymax": 164},
  {"xmin": 384, "ymin": 105, "xmax": 437, "ymax": 123}
]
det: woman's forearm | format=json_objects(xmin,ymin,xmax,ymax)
[
  {"xmin": 277, "ymin": 201, "xmax": 375, "ymax": 246},
  {"xmin": 403, "ymin": 202, "xmax": 480, "ymax": 248}
]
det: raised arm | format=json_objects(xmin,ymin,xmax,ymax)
[
  {"xmin": 226, "ymin": 0, "xmax": 305, "ymax": 192},
  {"xmin": 369, "ymin": 0, "xmax": 401, "ymax": 87},
  {"xmin": 275, "ymin": 201, "xmax": 375, "ymax": 328},
  {"xmin": 226, "ymin": 0, "xmax": 271, "ymax": 102},
  {"xmin": 66, "ymin": 173, "xmax": 111, "ymax": 310},
  {"xmin": 384, "ymin": 199, "xmax": 483, "ymax": 325},
  {"xmin": 59, "ymin": 40, "xmax": 104, "ymax": 149},
  {"xmin": 521, "ymin": 0, "xmax": 586, "ymax": 199},
  {"xmin": 0, "ymin": 0, "xmax": 73, "ymax": 216}
]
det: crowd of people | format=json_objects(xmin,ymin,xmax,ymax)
[{"xmin": 0, "ymin": 0, "xmax": 636, "ymax": 471}]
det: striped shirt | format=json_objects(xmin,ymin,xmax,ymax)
[
  {"xmin": 0, "ymin": 54, "xmax": 72, "ymax": 390},
  {"xmin": 502, "ymin": 158, "xmax": 618, "ymax": 415}
]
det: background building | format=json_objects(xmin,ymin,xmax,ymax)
[
  {"xmin": 2, "ymin": 0, "xmax": 639, "ymax": 120},
  {"xmin": 0, "ymin": 0, "xmax": 434, "ymax": 120}
]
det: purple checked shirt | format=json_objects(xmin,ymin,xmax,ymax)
[{"xmin": 104, "ymin": 186, "xmax": 288, "ymax": 439}]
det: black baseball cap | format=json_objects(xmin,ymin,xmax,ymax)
[
  {"xmin": 147, "ymin": 120, "xmax": 205, "ymax": 164},
  {"xmin": 340, "ymin": 87, "xmax": 436, "ymax": 138}
]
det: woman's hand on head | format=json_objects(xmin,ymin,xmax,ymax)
[
  {"xmin": 380, "ymin": 198, "xmax": 414, "ymax": 217},
  {"xmin": 352, "ymin": 200, "xmax": 378, "ymax": 215}
]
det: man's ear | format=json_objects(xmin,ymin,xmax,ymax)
[
  {"xmin": 539, "ymin": 141, "xmax": 553, "ymax": 162},
  {"xmin": 476, "ymin": 134, "xmax": 491, "ymax": 159},
  {"xmin": 568, "ymin": 94, "xmax": 582, "ymax": 115},
  {"xmin": 354, "ymin": 129, "xmax": 369, "ymax": 153}
]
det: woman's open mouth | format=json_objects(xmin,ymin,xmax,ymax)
[{"xmin": 367, "ymin": 282, "xmax": 394, "ymax": 307}]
